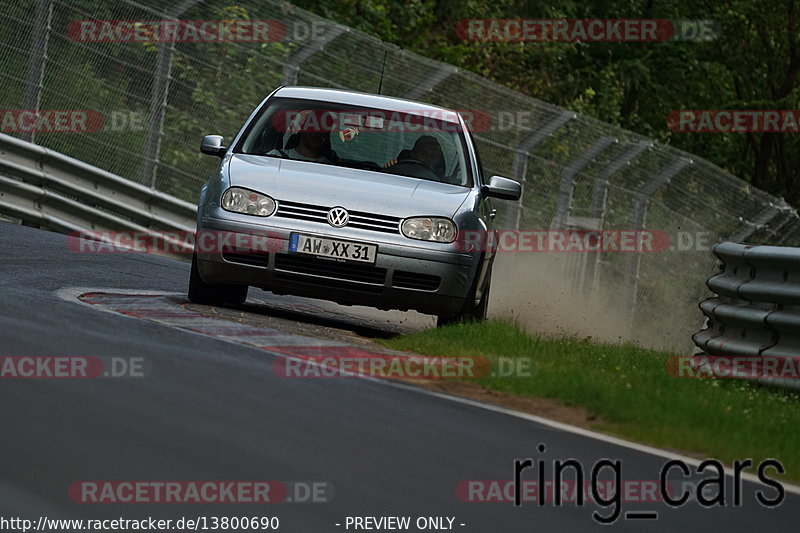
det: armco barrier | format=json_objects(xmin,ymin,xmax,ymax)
[
  {"xmin": 0, "ymin": 133, "xmax": 196, "ymax": 253},
  {"xmin": 693, "ymin": 241, "xmax": 800, "ymax": 386}
]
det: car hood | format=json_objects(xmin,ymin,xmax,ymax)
[{"xmin": 228, "ymin": 154, "xmax": 470, "ymax": 218}]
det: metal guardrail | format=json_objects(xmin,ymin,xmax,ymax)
[
  {"xmin": 693, "ymin": 241, "xmax": 800, "ymax": 385},
  {"xmin": 0, "ymin": 133, "xmax": 197, "ymax": 250}
]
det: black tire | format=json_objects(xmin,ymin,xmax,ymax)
[
  {"xmin": 436, "ymin": 265, "xmax": 491, "ymax": 327},
  {"xmin": 188, "ymin": 253, "xmax": 248, "ymax": 306}
]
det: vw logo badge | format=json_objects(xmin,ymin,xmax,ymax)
[{"xmin": 327, "ymin": 207, "xmax": 349, "ymax": 228}]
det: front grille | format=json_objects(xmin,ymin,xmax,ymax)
[
  {"xmin": 276, "ymin": 200, "xmax": 401, "ymax": 234},
  {"xmin": 392, "ymin": 271, "xmax": 441, "ymax": 291},
  {"xmin": 275, "ymin": 254, "xmax": 388, "ymax": 287},
  {"xmin": 222, "ymin": 252, "xmax": 270, "ymax": 267}
]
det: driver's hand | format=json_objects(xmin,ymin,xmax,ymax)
[{"xmin": 383, "ymin": 158, "xmax": 397, "ymax": 168}]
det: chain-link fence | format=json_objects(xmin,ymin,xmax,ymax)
[{"xmin": 3, "ymin": 0, "xmax": 799, "ymax": 351}]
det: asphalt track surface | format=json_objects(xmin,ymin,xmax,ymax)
[{"xmin": 1, "ymin": 221, "xmax": 798, "ymax": 532}]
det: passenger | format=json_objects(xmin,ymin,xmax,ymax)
[{"xmin": 268, "ymin": 110, "xmax": 337, "ymax": 163}]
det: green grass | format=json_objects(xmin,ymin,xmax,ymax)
[{"xmin": 379, "ymin": 320, "xmax": 800, "ymax": 482}]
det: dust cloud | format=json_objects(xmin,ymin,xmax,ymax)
[{"xmin": 488, "ymin": 253, "xmax": 699, "ymax": 353}]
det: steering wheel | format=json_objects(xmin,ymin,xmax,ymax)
[{"xmin": 390, "ymin": 158, "xmax": 438, "ymax": 179}]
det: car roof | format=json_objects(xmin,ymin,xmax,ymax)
[{"xmin": 273, "ymin": 86, "xmax": 462, "ymax": 123}]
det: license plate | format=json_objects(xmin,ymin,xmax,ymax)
[{"xmin": 288, "ymin": 233, "xmax": 377, "ymax": 264}]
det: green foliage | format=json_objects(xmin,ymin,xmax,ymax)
[{"xmin": 290, "ymin": 0, "xmax": 800, "ymax": 207}]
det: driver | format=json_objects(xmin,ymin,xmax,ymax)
[
  {"xmin": 267, "ymin": 110, "xmax": 337, "ymax": 163},
  {"xmin": 384, "ymin": 135, "xmax": 445, "ymax": 177}
]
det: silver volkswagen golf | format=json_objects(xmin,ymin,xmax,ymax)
[{"xmin": 189, "ymin": 86, "xmax": 521, "ymax": 326}]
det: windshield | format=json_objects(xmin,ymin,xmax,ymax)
[{"xmin": 235, "ymin": 97, "xmax": 472, "ymax": 187}]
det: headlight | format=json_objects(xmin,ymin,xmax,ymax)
[
  {"xmin": 401, "ymin": 217, "xmax": 456, "ymax": 243},
  {"xmin": 221, "ymin": 187, "xmax": 276, "ymax": 217}
]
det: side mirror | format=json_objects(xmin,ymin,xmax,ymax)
[
  {"xmin": 200, "ymin": 135, "xmax": 227, "ymax": 157},
  {"xmin": 485, "ymin": 175, "xmax": 522, "ymax": 201}
]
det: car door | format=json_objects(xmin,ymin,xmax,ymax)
[{"xmin": 465, "ymin": 127, "xmax": 497, "ymax": 293}]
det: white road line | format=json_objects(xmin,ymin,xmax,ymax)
[{"xmin": 58, "ymin": 286, "xmax": 800, "ymax": 496}]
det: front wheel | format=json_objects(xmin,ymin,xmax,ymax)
[
  {"xmin": 436, "ymin": 266, "xmax": 491, "ymax": 327},
  {"xmin": 188, "ymin": 253, "xmax": 248, "ymax": 306}
]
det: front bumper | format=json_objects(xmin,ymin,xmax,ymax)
[{"xmin": 195, "ymin": 214, "xmax": 479, "ymax": 316}]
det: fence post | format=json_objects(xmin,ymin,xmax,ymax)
[
  {"xmin": 510, "ymin": 110, "xmax": 574, "ymax": 229},
  {"xmin": 550, "ymin": 135, "xmax": 615, "ymax": 229},
  {"xmin": 21, "ymin": 0, "xmax": 53, "ymax": 144},
  {"xmin": 627, "ymin": 157, "xmax": 691, "ymax": 320},
  {"xmin": 546, "ymin": 136, "xmax": 616, "ymax": 292},
  {"xmin": 138, "ymin": 0, "xmax": 203, "ymax": 188},
  {"xmin": 585, "ymin": 140, "xmax": 650, "ymax": 290}
]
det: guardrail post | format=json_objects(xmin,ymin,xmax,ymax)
[
  {"xmin": 282, "ymin": 25, "xmax": 347, "ymax": 85},
  {"xmin": 627, "ymin": 157, "xmax": 691, "ymax": 320},
  {"xmin": 510, "ymin": 110, "xmax": 574, "ymax": 229},
  {"xmin": 138, "ymin": 0, "xmax": 203, "ymax": 188},
  {"xmin": 21, "ymin": 0, "xmax": 53, "ymax": 144}
]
